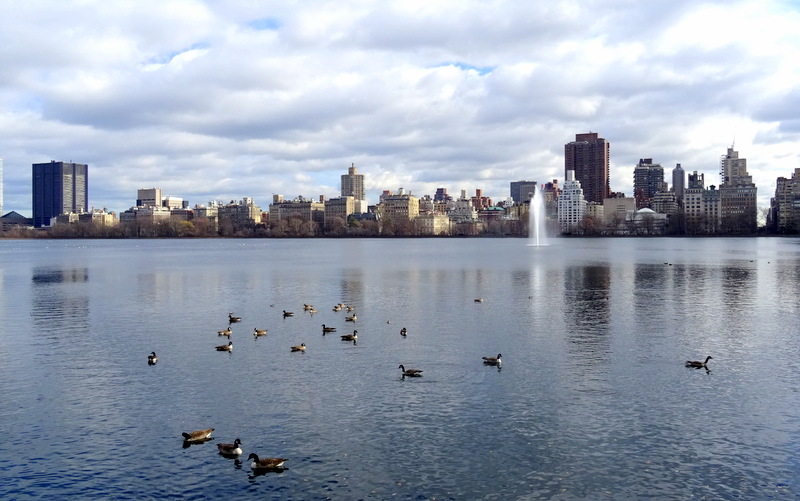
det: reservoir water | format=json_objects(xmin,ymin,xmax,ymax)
[{"xmin": 0, "ymin": 237, "xmax": 798, "ymax": 499}]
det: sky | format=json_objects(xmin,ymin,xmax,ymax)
[{"xmin": 1, "ymin": 0, "xmax": 799, "ymax": 217}]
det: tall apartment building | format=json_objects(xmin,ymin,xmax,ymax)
[
  {"xmin": 633, "ymin": 158, "xmax": 667, "ymax": 209},
  {"xmin": 341, "ymin": 163, "xmax": 367, "ymax": 214},
  {"xmin": 32, "ymin": 161, "xmax": 88, "ymax": 228},
  {"xmin": 770, "ymin": 168, "xmax": 800, "ymax": 233},
  {"xmin": 510, "ymin": 180, "xmax": 538, "ymax": 204},
  {"xmin": 564, "ymin": 132, "xmax": 609, "ymax": 204},
  {"xmin": 684, "ymin": 171, "xmax": 720, "ymax": 233},
  {"xmin": 672, "ymin": 163, "xmax": 685, "ymax": 205},
  {"xmin": 719, "ymin": 146, "xmax": 757, "ymax": 233},
  {"xmin": 558, "ymin": 170, "xmax": 586, "ymax": 233}
]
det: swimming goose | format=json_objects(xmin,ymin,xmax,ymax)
[
  {"xmin": 148, "ymin": 351, "xmax": 158, "ymax": 365},
  {"xmin": 400, "ymin": 327, "xmax": 407, "ymax": 337},
  {"xmin": 398, "ymin": 364, "xmax": 423, "ymax": 377},
  {"xmin": 482, "ymin": 353, "xmax": 502, "ymax": 366},
  {"xmin": 333, "ymin": 305, "xmax": 343, "ymax": 312},
  {"xmin": 283, "ymin": 310, "xmax": 294, "ymax": 318},
  {"xmin": 307, "ymin": 308, "xmax": 318, "ymax": 314},
  {"xmin": 248, "ymin": 453, "xmax": 288, "ymax": 470},
  {"xmin": 228, "ymin": 313, "xmax": 242, "ymax": 323},
  {"xmin": 340, "ymin": 330, "xmax": 358, "ymax": 342},
  {"xmin": 182, "ymin": 428, "xmax": 214, "ymax": 442},
  {"xmin": 217, "ymin": 327, "xmax": 232, "ymax": 337},
  {"xmin": 253, "ymin": 328, "xmax": 267, "ymax": 336},
  {"xmin": 685, "ymin": 356, "xmax": 712, "ymax": 368},
  {"xmin": 322, "ymin": 324, "xmax": 337, "ymax": 333},
  {"xmin": 215, "ymin": 341, "xmax": 233, "ymax": 351},
  {"xmin": 303, "ymin": 304, "xmax": 314, "ymax": 311},
  {"xmin": 345, "ymin": 313, "xmax": 357, "ymax": 322},
  {"xmin": 217, "ymin": 438, "xmax": 243, "ymax": 457},
  {"xmin": 474, "ymin": 298, "xmax": 484, "ymax": 303},
  {"xmin": 291, "ymin": 343, "xmax": 306, "ymax": 352}
]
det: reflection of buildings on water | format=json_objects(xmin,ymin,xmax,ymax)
[
  {"xmin": 563, "ymin": 265, "xmax": 611, "ymax": 350},
  {"xmin": 30, "ymin": 267, "xmax": 90, "ymax": 334}
]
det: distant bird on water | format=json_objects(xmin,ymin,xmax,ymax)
[
  {"xmin": 283, "ymin": 310, "xmax": 294, "ymax": 318},
  {"xmin": 215, "ymin": 341, "xmax": 233, "ymax": 351},
  {"xmin": 228, "ymin": 312, "xmax": 242, "ymax": 323},
  {"xmin": 340, "ymin": 330, "xmax": 357, "ymax": 342},
  {"xmin": 685, "ymin": 356, "xmax": 712, "ymax": 368},
  {"xmin": 182, "ymin": 428, "xmax": 214, "ymax": 442},
  {"xmin": 217, "ymin": 438, "xmax": 243, "ymax": 457},
  {"xmin": 345, "ymin": 313, "xmax": 357, "ymax": 322},
  {"xmin": 253, "ymin": 328, "xmax": 267, "ymax": 336},
  {"xmin": 217, "ymin": 327, "xmax": 232, "ymax": 337},
  {"xmin": 322, "ymin": 324, "xmax": 336, "ymax": 334},
  {"xmin": 291, "ymin": 343, "xmax": 306, "ymax": 352},
  {"xmin": 474, "ymin": 298, "xmax": 484, "ymax": 303},
  {"xmin": 482, "ymin": 353, "xmax": 502, "ymax": 366},
  {"xmin": 398, "ymin": 364, "xmax": 423, "ymax": 377},
  {"xmin": 147, "ymin": 351, "xmax": 158, "ymax": 365},
  {"xmin": 248, "ymin": 453, "xmax": 288, "ymax": 470},
  {"xmin": 400, "ymin": 327, "xmax": 407, "ymax": 337}
]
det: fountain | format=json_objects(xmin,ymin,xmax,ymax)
[{"xmin": 528, "ymin": 186, "xmax": 548, "ymax": 246}]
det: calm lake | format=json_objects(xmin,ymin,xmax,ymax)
[{"xmin": 0, "ymin": 237, "xmax": 798, "ymax": 499}]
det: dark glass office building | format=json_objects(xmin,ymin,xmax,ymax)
[{"xmin": 32, "ymin": 161, "xmax": 88, "ymax": 227}]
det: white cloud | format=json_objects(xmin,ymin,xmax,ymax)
[{"xmin": 1, "ymin": 0, "xmax": 799, "ymax": 216}]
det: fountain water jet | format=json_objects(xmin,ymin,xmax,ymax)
[{"xmin": 528, "ymin": 186, "xmax": 548, "ymax": 246}]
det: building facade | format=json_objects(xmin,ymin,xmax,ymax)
[
  {"xmin": 32, "ymin": 161, "xmax": 88, "ymax": 228},
  {"xmin": 564, "ymin": 132, "xmax": 610, "ymax": 204},
  {"xmin": 341, "ymin": 163, "xmax": 367, "ymax": 214},
  {"xmin": 510, "ymin": 180, "xmax": 538, "ymax": 205},
  {"xmin": 558, "ymin": 170, "xmax": 587, "ymax": 233},
  {"xmin": 719, "ymin": 146, "xmax": 757, "ymax": 233},
  {"xmin": 672, "ymin": 163, "xmax": 685, "ymax": 205},
  {"xmin": 633, "ymin": 158, "xmax": 667, "ymax": 209}
]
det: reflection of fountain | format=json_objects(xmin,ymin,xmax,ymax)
[{"xmin": 528, "ymin": 186, "xmax": 548, "ymax": 246}]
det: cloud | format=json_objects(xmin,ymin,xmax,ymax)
[{"xmin": 1, "ymin": 0, "xmax": 799, "ymax": 216}]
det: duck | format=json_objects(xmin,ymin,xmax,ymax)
[
  {"xmin": 345, "ymin": 313, "xmax": 357, "ymax": 322},
  {"xmin": 398, "ymin": 364, "xmax": 423, "ymax": 377},
  {"xmin": 474, "ymin": 298, "xmax": 484, "ymax": 303},
  {"xmin": 322, "ymin": 324, "xmax": 337, "ymax": 334},
  {"xmin": 685, "ymin": 355, "xmax": 712, "ymax": 368},
  {"xmin": 182, "ymin": 428, "xmax": 214, "ymax": 442},
  {"xmin": 482, "ymin": 353, "xmax": 502, "ymax": 366},
  {"xmin": 217, "ymin": 438, "xmax": 243, "ymax": 457},
  {"xmin": 215, "ymin": 341, "xmax": 233, "ymax": 351},
  {"xmin": 340, "ymin": 330, "xmax": 358, "ymax": 342},
  {"xmin": 228, "ymin": 312, "xmax": 242, "ymax": 323},
  {"xmin": 217, "ymin": 327, "xmax": 232, "ymax": 337},
  {"xmin": 248, "ymin": 453, "xmax": 288, "ymax": 470},
  {"xmin": 147, "ymin": 351, "xmax": 158, "ymax": 365},
  {"xmin": 291, "ymin": 343, "xmax": 306, "ymax": 352},
  {"xmin": 283, "ymin": 310, "xmax": 294, "ymax": 318},
  {"xmin": 253, "ymin": 328, "xmax": 267, "ymax": 336},
  {"xmin": 400, "ymin": 327, "xmax": 407, "ymax": 337}
]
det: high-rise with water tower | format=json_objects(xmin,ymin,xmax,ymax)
[{"xmin": 564, "ymin": 132, "xmax": 609, "ymax": 204}]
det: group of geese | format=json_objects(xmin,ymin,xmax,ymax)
[{"xmin": 181, "ymin": 428, "xmax": 287, "ymax": 473}]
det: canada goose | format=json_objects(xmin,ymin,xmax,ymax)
[
  {"xmin": 398, "ymin": 364, "xmax": 423, "ymax": 377},
  {"xmin": 303, "ymin": 304, "xmax": 314, "ymax": 311},
  {"xmin": 322, "ymin": 324, "xmax": 336, "ymax": 333},
  {"xmin": 686, "ymin": 356, "xmax": 712, "ymax": 368},
  {"xmin": 217, "ymin": 327, "xmax": 232, "ymax": 337},
  {"xmin": 333, "ymin": 305, "xmax": 342, "ymax": 312},
  {"xmin": 345, "ymin": 313, "xmax": 357, "ymax": 322},
  {"xmin": 182, "ymin": 428, "xmax": 214, "ymax": 442},
  {"xmin": 307, "ymin": 308, "xmax": 318, "ymax": 314},
  {"xmin": 148, "ymin": 351, "xmax": 158, "ymax": 365},
  {"xmin": 217, "ymin": 438, "xmax": 243, "ymax": 457},
  {"xmin": 482, "ymin": 353, "xmax": 502, "ymax": 366},
  {"xmin": 283, "ymin": 310, "xmax": 294, "ymax": 318},
  {"xmin": 400, "ymin": 327, "xmax": 407, "ymax": 337},
  {"xmin": 474, "ymin": 298, "xmax": 484, "ymax": 303},
  {"xmin": 341, "ymin": 330, "xmax": 358, "ymax": 342},
  {"xmin": 291, "ymin": 343, "xmax": 306, "ymax": 352},
  {"xmin": 346, "ymin": 306, "xmax": 355, "ymax": 312},
  {"xmin": 215, "ymin": 341, "xmax": 233, "ymax": 351},
  {"xmin": 253, "ymin": 328, "xmax": 267, "ymax": 336},
  {"xmin": 248, "ymin": 453, "xmax": 288, "ymax": 470},
  {"xmin": 228, "ymin": 313, "xmax": 242, "ymax": 323}
]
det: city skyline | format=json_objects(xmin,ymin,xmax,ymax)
[{"xmin": 1, "ymin": 1, "xmax": 798, "ymax": 216}]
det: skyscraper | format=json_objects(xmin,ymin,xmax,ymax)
[
  {"xmin": 341, "ymin": 163, "xmax": 366, "ymax": 214},
  {"xmin": 672, "ymin": 163, "xmax": 685, "ymax": 204},
  {"xmin": 633, "ymin": 158, "xmax": 666, "ymax": 209},
  {"xmin": 510, "ymin": 180, "xmax": 538, "ymax": 204},
  {"xmin": 719, "ymin": 146, "xmax": 757, "ymax": 232},
  {"xmin": 32, "ymin": 161, "xmax": 88, "ymax": 228},
  {"xmin": 564, "ymin": 132, "xmax": 609, "ymax": 204},
  {"xmin": 558, "ymin": 170, "xmax": 586, "ymax": 232}
]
